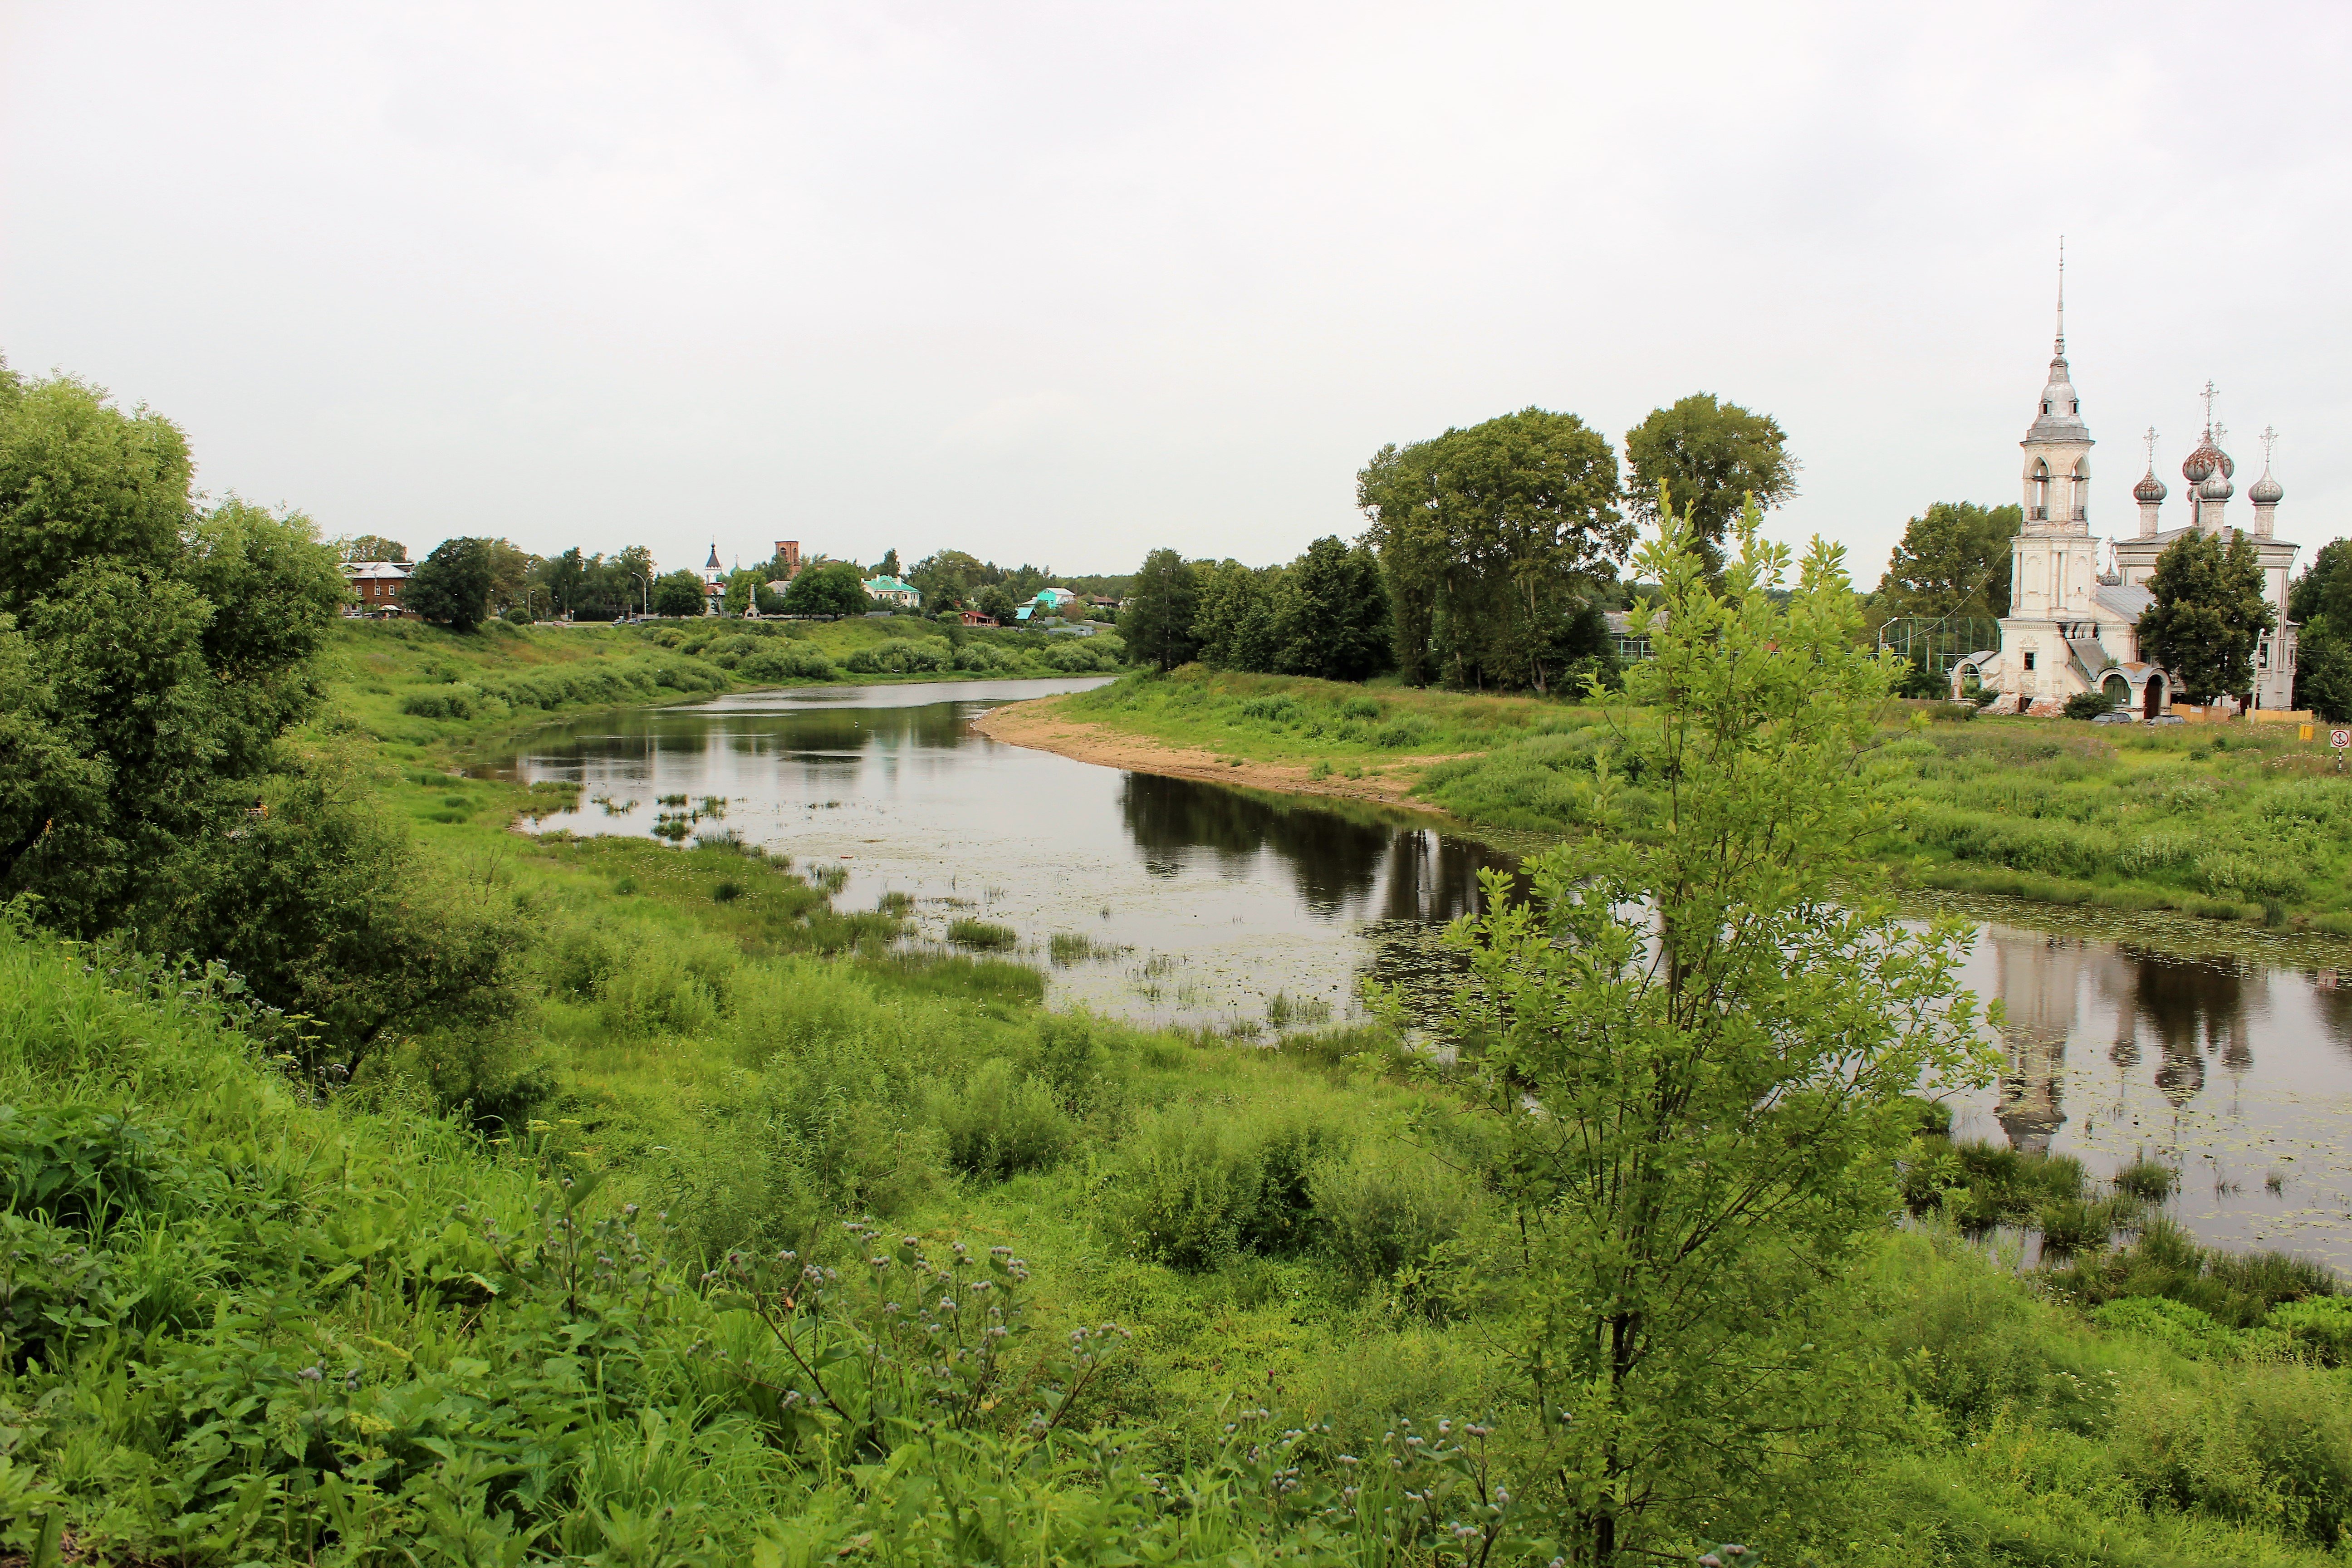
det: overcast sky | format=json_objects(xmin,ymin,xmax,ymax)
[{"xmin": 4, "ymin": 2, "xmax": 2345, "ymax": 584}]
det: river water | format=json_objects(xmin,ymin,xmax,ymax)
[{"xmin": 488, "ymin": 679, "xmax": 2352, "ymax": 1269}]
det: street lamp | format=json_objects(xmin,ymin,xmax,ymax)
[{"xmin": 629, "ymin": 572, "xmax": 651, "ymax": 621}]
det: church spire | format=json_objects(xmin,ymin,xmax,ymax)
[{"xmin": 2054, "ymin": 235, "xmax": 2066, "ymax": 357}]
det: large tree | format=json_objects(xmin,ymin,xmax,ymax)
[
  {"xmin": 781, "ymin": 560, "xmax": 870, "ymax": 617},
  {"xmin": 1362, "ymin": 407, "xmax": 1627, "ymax": 692},
  {"xmin": 1623, "ymin": 393, "xmax": 1798, "ymax": 578},
  {"xmin": 0, "ymin": 366, "xmax": 347, "ymax": 933},
  {"xmin": 1273, "ymin": 535, "xmax": 1392, "ymax": 681},
  {"xmin": 1123, "ymin": 549, "xmax": 1203, "ymax": 671},
  {"xmin": 1190, "ymin": 559, "xmax": 1281, "ymax": 674},
  {"xmin": 405, "ymin": 537, "xmax": 498, "ymax": 632},
  {"xmin": 1872, "ymin": 501, "xmax": 2019, "ymax": 624},
  {"xmin": 2137, "ymin": 529, "xmax": 2275, "ymax": 704},
  {"xmin": 1427, "ymin": 502, "xmax": 1980, "ymax": 1561},
  {"xmin": 2290, "ymin": 539, "xmax": 2352, "ymax": 721},
  {"xmin": 652, "ymin": 569, "xmax": 706, "ymax": 617}
]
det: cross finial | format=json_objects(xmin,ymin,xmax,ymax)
[
  {"xmin": 2261, "ymin": 425, "xmax": 2278, "ymax": 465},
  {"xmin": 2200, "ymin": 379, "xmax": 2219, "ymax": 431},
  {"xmin": 2144, "ymin": 426, "xmax": 2158, "ymax": 468}
]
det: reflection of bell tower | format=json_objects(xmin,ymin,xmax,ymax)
[{"xmin": 1993, "ymin": 931, "xmax": 2082, "ymax": 1155}]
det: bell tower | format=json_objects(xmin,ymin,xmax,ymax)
[{"xmin": 2009, "ymin": 245, "xmax": 2100, "ymax": 621}]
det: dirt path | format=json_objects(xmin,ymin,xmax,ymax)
[{"xmin": 970, "ymin": 695, "xmax": 1456, "ymax": 810}]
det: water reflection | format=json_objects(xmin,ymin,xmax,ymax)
[{"xmin": 1951, "ymin": 921, "xmax": 2352, "ymax": 1267}]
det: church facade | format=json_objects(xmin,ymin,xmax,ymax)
[{"xmin": 1951, "ymin": 313, "xmax": 2299, "ymax": 715}]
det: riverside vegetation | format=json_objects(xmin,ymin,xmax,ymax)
[
  {"xmin": 1054, "ymin": 673, "xmax": 2352, "ymax": 930},
  {"xmin": 4, "ymin": 365, "xmax": 2352, "ymax": 1563}
]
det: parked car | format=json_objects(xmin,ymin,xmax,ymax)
[
  {"xmin": 2146, "ymin": 713, "xmax": 2185, "ymax": 726},
  {"xmin": 2090, "ymin": 710, "xmax": 2136, "ymax": 725}
]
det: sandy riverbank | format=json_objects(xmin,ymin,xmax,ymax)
[{"xmin": 970, "ymin": 693, "xmax": 1454, "ymax": 810}]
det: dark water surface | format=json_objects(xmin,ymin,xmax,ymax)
[{"xmin": 489, "ymin": 682, "xmax": 2352, "ymax": 1267}]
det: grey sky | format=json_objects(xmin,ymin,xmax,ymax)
[{"xmin": 4, "ymin": 2, "xmax": 2345, "ymax": 584}]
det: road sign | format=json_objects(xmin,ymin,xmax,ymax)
[
  {"xmin": 2334, "ymin": 730, "xmax": 2351, "ymax": 751},
  {"xmin": 2301, "ymin": 723, "xmax": 2315, "ymax": 741}
]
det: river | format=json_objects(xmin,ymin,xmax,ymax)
[{"xmin": 488, "ymin": 679, "xmax": 2352, "ymax": 1269}]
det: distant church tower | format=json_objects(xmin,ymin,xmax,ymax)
[{"xmin": 701, "ymin": 543, "xmax": 725, "ymax": 616}]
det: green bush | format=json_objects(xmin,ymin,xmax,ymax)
[
  {"xmin": 2110, "ymin": 1363, "xmax": 2352, "ymax": 1547},
  {"xmin": 934, "ymin": 1058, "xmax": 1074, "ymax": 1180},
  {"xmin": 2063, "ymin": 690, "xmax": 2117, "ymax": 720},
  {"xmin": 1310, "ymin": 1144, "xmax": 1473, "ymax": 1284},
  {"xmin": 1111, "ymin": 1109, "xmax": 1267, "ymax": 1270}
]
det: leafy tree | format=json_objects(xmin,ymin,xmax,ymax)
[
  {"xmin": 973, "ymin": 583, "xmax": 1018, "ymax": 624},
  {"xmin": 782, "ymin": 560, "xmax": 870, "ymax": 617},
  {"xmin": 483, "ymin": 538, "xmax": 538, "ymax": 614},
  {"xmin": 871, "ymin": 548, "xmax": 902, "ymax": 580},
  {"xmin": 338, "ymin": 534, "xmax": 408, "ymax": 563},
  {"xmin": 2290, "ymin": 540, "xmax": 2352, "ymax": 721},
  {"xmin": 1623, "ymin": 393, "xmax": 1798, "ymax": 578},
  {"xmin": 1191, "ymin": 560, "xmax": 1281, "ymax": 673},
  {"xmin": 1362, "ymin": 408, "xmax": 1627, "ymax": 692},
  {"xmin": 1420, "ymin": 503, "xmax": 1980, "ymax": 1562},
  {"xmin": 1123, "ymin": 549, "xmax": 1203, "ymax": 671},
  {"xmin": 2137, "ymin": 529, "xmax": 2275, "ymax": 704},
  {"xmin": 405, "ymin": 537, "xmax": 497, "ymax": 632},
  {"xmin": 1274, "ymin": 536, "xmax": 1393, "ymax": 681},
  {"xmin": 909, "ymin": 549, "xmax": 986, "ymax": 612},
  {"xmin": 652, "ymin": 569, "xmax": 706, "ymax": 617},
  {"xmin": 0, "ymin": 368, "xmax": 346, "ymax": 934},
  {"xmin": 1873, "ymin": 501, "xmax": 2019, "ymax": 624}
]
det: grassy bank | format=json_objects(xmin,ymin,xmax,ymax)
[
  {"xmin": 323, "ymin": 614, "xmax": 1127, "ymax": 763},
  {"xmin": 1054, "ymin": 669, "xmax": 2352, "ymax": 931},
  {"xmin": 8, "ymin": 902, "xmax": 2352, "ymax": 1563}
]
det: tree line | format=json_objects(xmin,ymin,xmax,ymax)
[
  {"xmin": 360, "ymin": 534, "xmax": 1135, "ymax": 634},
  {"xmin": 1122, "ymin": 394, "xmax": 1801, "ymax": 691}
]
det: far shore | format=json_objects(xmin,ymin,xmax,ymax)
[{"xmin": 970, "ymin": 692, "xmax": 1460, "ymax": 811}]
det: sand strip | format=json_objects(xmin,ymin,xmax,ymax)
[{"xmin": 969, "ymin": 695, "xmax": 1453, "ymax": 809}]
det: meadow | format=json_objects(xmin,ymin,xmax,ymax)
[
  {"xmin": 4, "ymin": 631, "xmax": 2352, "ymax": 1563},
  {"xmin": 1058, "ymin": 669, "xmax": 2352, "ymax": 930}
]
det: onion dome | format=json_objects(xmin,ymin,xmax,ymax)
[
  {"xmin": 2199, "ymin": 469, "xmax": 2234, "ymax": 502},
  {"xmin": 2249, "ymin": 469, "xmax": 2282, "ymax": 505},
  {"xmin": 2134, "ymin": 467, "xmax": 2168, "ymax": 504}
]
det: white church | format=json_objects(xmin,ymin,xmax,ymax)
[{"xmin": 1950, "ymin": 301, "xmax": 2299, "ymax": 717}]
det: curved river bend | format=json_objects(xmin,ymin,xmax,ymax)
[{"xmin": 488, "ymin": 679, "xmax": 2352, "ymax": 1269}]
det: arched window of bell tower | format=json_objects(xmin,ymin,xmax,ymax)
[
  {"xmin": 2032, "ymin": 460, "xmax": 2050, "ymax": 521},
  {"xmin": 2070, "ymin": 460, "xmax": 2088, "ymax": 522}
]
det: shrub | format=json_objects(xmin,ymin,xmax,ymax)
[
  {"xmin": 933, "ymin": 1058, "xmax": 1074, "ymax": 1181},
  {"xmin": 1311, "ymin": 1145, "xmax": 1473, "ymax": 1284},
  {"xmin": 1110, "ymin": 1109, "xmax": 1266, "ymax": 1270},
  {"xmin": 2270, "ymin": 1296, "xmax": 2352, "ymax": 1366},
  {"xmin": 2063, "ymin": 690, "xmax": 2117, "ymax": 720}
]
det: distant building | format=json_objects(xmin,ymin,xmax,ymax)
[
  {"xmin": 774, "ymin": 540, "xmax": 803, "ymax": 578},
  {"xmin": 342, "ymin": 559, "xmax": 412, "ymax": 616},
  {"xmin": 863, "ymin": 574, "xmax": 921, "ymax": 608},
  {"xmin": 1603, "ymin": 610, "xmax": 1658, "ymax": 663},
  {"xmin": 701, "ymin": 544, "xmax": 725, "ymax": 615}
]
